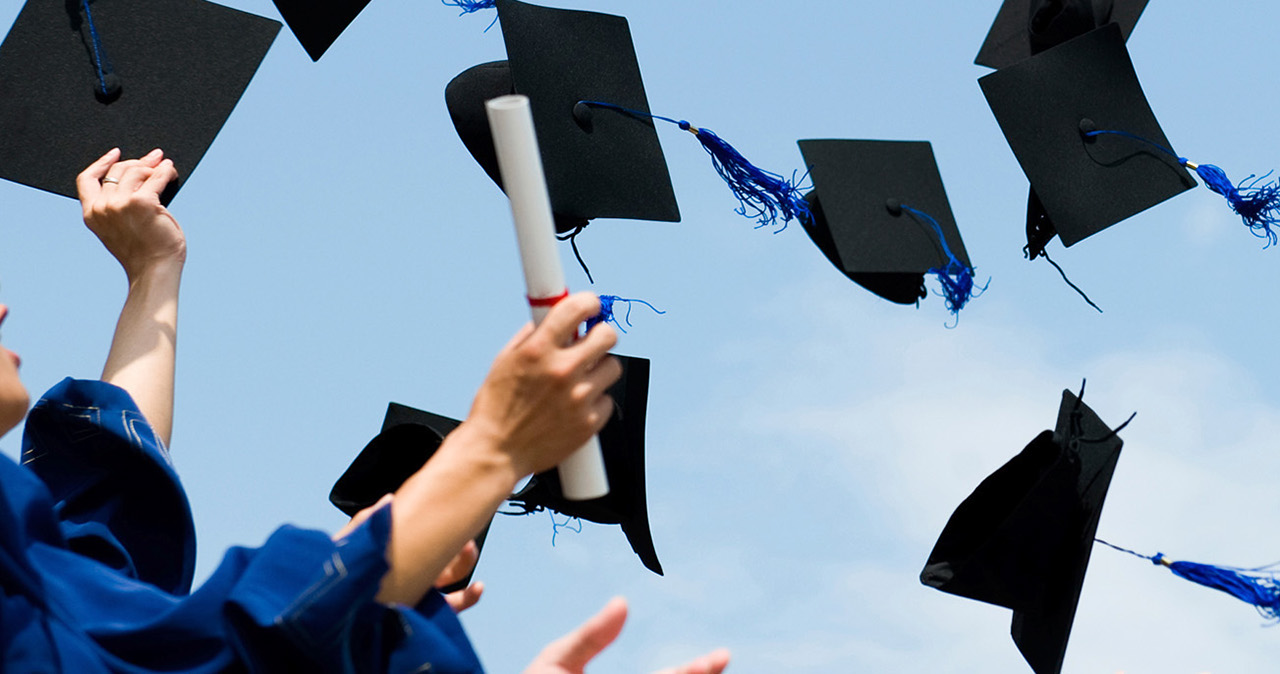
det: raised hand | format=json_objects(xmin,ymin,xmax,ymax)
[
  {"xmin": 524, "ymin": 598, "xmax": 731, "ymax": 674},
  {"xmin": 76, "ymin": 147, "xmax": 184, "ymax": 282},
  {"xmin": 75, "ymin": 148, "xmax": 184, "ymax": 446}
]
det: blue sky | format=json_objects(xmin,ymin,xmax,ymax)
[{"xmin": 4, "ymin": 0, "xmax": 1280, "ymax": 671}]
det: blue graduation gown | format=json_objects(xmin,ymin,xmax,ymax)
[{"xmin": 3, "ymin": 378, "xmax": 484, "ymax": 673}]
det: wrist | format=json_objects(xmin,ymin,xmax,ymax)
[
  {"xmin": 439, "ymin": 420, "xmax": 526, "ymax": 491},
  {"xmin": 125, "ymin": 255, "xmax": 185, "ymax": 289}
]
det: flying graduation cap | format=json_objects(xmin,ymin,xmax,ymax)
[
  {"xmin": 796, "ymin": 139, "xmax": 984, "ymax": 318},
  {"xmin": 921, "ymin": 385, "xmax": 1125, "ymax": 674},
  {"xmin": 976, "ymin": 1, "xmax": 1150, "ymax": 311},
  {"xmin": 330, "ymin": 354, "xmax": 663, "ymax": 576},
  {"xmin": 447, "ymin": 0, "xmax": 811, "ymax": 245},
  {"xmin": 446, "ymin": 0, "xmax": 680, "ymax": 237},
  {"xmin": 983, "ymin": 22, "xmax": 1280, "ymax": 261},
  {"xmin": 974, "ymin": 0, "xmax": 1150, "ymax": 71},
  {"xmin": 980, "ymin": 23, "xmax": 1194, "ymax": 256},
  {"xmin": 271, "ymin": 0, "xmax": 372, "ymax": 61},
  {"xmin": 0, "ymin": 0, "xmax": 280, "ymax": 204}
]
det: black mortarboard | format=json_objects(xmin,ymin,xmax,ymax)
[
  {"xmin": 921, "ymin": 387, "xmax": 1125, "ymax": 674},
  {"xmin": 330, "ymin": 354, "xmax": 661, "ymax": 576},
  {"xmin": 975, "ymin": 0, "xmax": 1149, "ymax": 70},
  {"xmin": 979, "ymin": 24, "xmax": 1195, "ymax": 249},
  {"xmin": 0, "ymin": 0, "xmax": 279, "ymax": 204},
  {"xmin": 271, "ymin": 0, "xmax": 370, "ymax": 61},
  {"xmin": 330, "ymin": 402, "xmax": 490, "ymax": 594},
  {"xmin": 445, "ymin": 0, "xmax": 679, "ymax": 234},
  {"xmin": 796, "ymin": 138, "xmax": 982, "ymax": 313},
  {"xmin": 507, "ymin": 354, "xmax": 661, "ymax": 575}
]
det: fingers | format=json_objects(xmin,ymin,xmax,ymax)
[
  {"xmin": 140, "ymin": 158, "xmax": 178, "ymax": 197},
  {"xmin": 444, "ymin": 581, "xmax": 483, "ymax": 613},
  {"xmin": 435, "ymin": 540, "xmax": 479, "ymax": 588},
  {"xmin": 534, "ymin": 292, "xmax": 602, "ymax": 347},
  {"xmin": 571, "ymin": 319, "xmax": 619, "ymax": 361},
  {"xmin": 533, "ymin": 597, "xmax": 627, "ymax": 672},
  {"xmin": 332, "ymin": 493, "xmax": 393, "ymax": 541},
  {"xmin": 652, "ymin": 649, "xmax": 732, "ymax": 674},
  {"xmin": 75, "ymin": 147, "xmax": 121, "ymax": 205}
]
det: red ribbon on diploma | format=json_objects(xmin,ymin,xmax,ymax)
[{"xmin": 526, "ymin": 288, "xmax": 570, "ymax": 308}]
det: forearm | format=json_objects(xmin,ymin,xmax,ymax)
[
  {"xmin": 100, "ymin": 259, "xmax": 183, "ymax": 446},
  {"xmin": 377, "ymin": 422, "xmax": 522, "ymax": 607}
]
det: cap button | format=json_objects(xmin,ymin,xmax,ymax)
[
  {"xmin": 572, "ymin": 101, "xmax": 594, "ymax": 132},
  {"xmin": 1078, "ymin": 117, "xmax": 1097, "ymax": 139},
  {"xmin": 885, "ymin": 198, "xmax": 903, "ymax": 216},
  {"xmin": 95, "ymin": 73, "xmax": 122, "ymax": 103}
]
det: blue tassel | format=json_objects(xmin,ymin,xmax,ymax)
[
  {"xmin": 586, "ymin": 295, "xmax": 666, "ymax": 334},
  {"xmin": 1098, "ymin": 540, "xmax": 1280, "ymax": 621},
  {"xmin": 440, "ymin": 0, "xmax": 495, "ymax": 13},
  {"xmin": 548, "ymin": 511, "xmax": 582, "ymax": 547},
  {"xmin": 579, "ymin": 101, "xmax": 811, "ymax": 233},
  {"xmin": 1158, "ymin": 554, "xmax": 1280, "ymax": 620},
  {"xmin": 901, "ymin": 206, "xmax": 988, "ymax": 323},
  {"xmin": 682, "ymin": 125, "xmax": 812, "ymax": 233},
  {"xmin": 1083, "ymin": 129, "xmax": 1280, "ymax": 246},
  {"xmin": 1188, "ymin": 164, "xmax": 1280, "ymax": 247}
]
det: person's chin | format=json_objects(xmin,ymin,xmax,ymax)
[
  {"xmin": 0, "ymin": 366, "xmax": 28, "ymax": 437},
  {"xmin": 0, "ymin": 398, "xmax": 27, "ymax": 438}
]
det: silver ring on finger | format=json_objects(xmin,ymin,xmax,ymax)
[{"xmin": 102, "ymin": 177, "xmax": 120, "ymax": 185}]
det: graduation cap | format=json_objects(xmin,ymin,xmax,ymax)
[
  {"xmin": 271, "ymin": 0, "xmax": 371, "ymax": 61},
  {"xmin": 980, "ymin": 24, "xmax": 1195, "ymax": 255},
  {"xmin": 446, "ymin": 0, "xmax": 679, "ymax": 236},
  {"xmin": 0, "ymin": 0, "xmax": 280, "ymax": 204},
  {"xmin": 974, "ymin": 0, "xmax": 1150, "ymax": 70},
  {"xmin": 329, "ymin": 402, "xmax": 490, "ymax": 594},
  {"xmin": 330, "ymin": 354, "xmax": 662, "ymax": 576},
  {"xmin": 506, "ymin": 354, "xmax": 662, "ymax": 575},
  {"xmin": 796, "ymin": 138, "xmax": 984, "ymax": 317},
  {"xmin": 449, "ymin": 0, "xmax": 815, "ymax": 249},
  {"xmin": 921, "ymin": 385, "xmax": 1126, "ymax": 674},
  {"xmin": 983, "ymin": 23, "xmax": 1280, "ymax": 260}
]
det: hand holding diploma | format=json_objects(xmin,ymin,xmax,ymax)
[{"xmin": 485, "ymin": 94, "xmax": 611, "ymax": 500}]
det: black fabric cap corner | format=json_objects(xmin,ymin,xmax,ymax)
[
  {"xmin": 0, "ymin": 0, "xmax": 280, "ymax": 204},
  {"xmin": 979, "ymin": 23, "xmax": 1194, "ymax": 247},
  {"xmin": 921, "ymin": 388, "xmax": 1124, "ymax": 674},
  {"xmin": 507, "ymin": 354, "xmax": 662, "ymax": 575},
  {"xmin": 975, "ymin": 0, "xmax": 1149, "ymax": 70},
  {"xmin": 272, "ymin": 0, "xmax": 371, "ymax": 61},
  {"xmin": 796, "ymin": 139, "xmax": 971, "ymax": 305},
  {"xmin": 476, "ymin": 0, "xmax": 678, "ymax": 227}
]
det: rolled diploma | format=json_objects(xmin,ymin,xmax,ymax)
[{"xmin": 485, "ymin": 94, "xmax": 609, "ymax": 501}]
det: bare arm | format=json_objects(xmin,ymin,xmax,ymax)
[
  {"xmin": 367, "ymin": 292, "xmax": 621, "ymax": 607},
  {"xmin": 75, "ymin": 148, "xmax": 185, "ymax": 446}
]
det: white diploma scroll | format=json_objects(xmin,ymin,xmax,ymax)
[{"xmin": 485, "ymin": 94, "xmax": 610, "ymax": 501}]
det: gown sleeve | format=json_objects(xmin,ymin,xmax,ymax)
[
  {"xmin": 0, "ymin": 451, "xmax": 486, "ymax": 673},
  {"xmin": 20, "ymin": 378, "xmax": 196, "ymax": 595}
]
